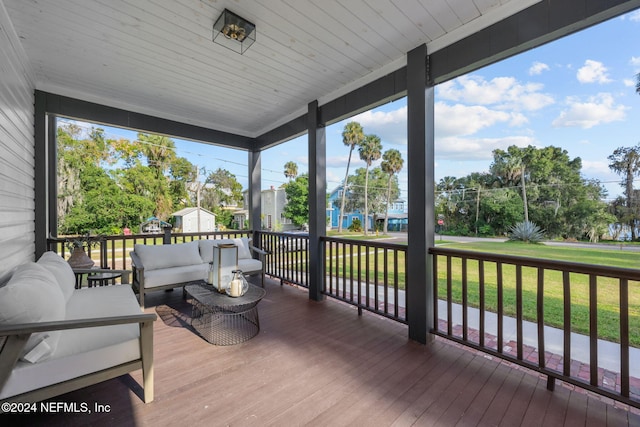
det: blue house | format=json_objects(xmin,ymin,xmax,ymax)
[{"xmin": 327, "ymin": 184, "xmax": 407, "ymax": 231}]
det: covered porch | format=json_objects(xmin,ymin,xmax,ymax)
[
  {"xmin": 2, "ymin": 0, "xmax": 640, "ymax": 423},
  {"xmin": 8, "ymin": 276, "xmax": 639, "ymax": 426}
]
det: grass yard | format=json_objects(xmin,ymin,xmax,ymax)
[
  {"xmin": 320, "ymin": 240, "xmax": 640, "ymax": 346},
  {"xmin": 436, "ymin": 241, "xmax": 640, "ymax": 347}
]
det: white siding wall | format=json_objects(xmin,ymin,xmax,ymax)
[
  {"xmin": 183, "ymin": 211, "xmax": 215, "ymax": 233},
  {"xmin": 0, "ymin": 0, "xmax": 35, "ymax": 280}
]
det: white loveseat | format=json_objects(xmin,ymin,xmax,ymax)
[
  {"xmin": 130, "ymin": 237, "xmax": 267, "ymax": 308},
  {"xmin": 0, "ymin": 251, "xmax": 155, "ymax": 405}
]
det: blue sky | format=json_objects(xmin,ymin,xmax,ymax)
[
  {"xmin": 265, "ymin": 9, "xmax": 640, "ymax": 203},
  {"xmin": 65, "ymin": 9, "xmax": 640, "ymax": 203}
]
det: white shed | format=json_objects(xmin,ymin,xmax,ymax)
[{"xmin": 172, "ymin": 207, "xmax": 216, "ymax": 233}]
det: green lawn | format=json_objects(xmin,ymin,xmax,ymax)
[
  {"xmin": 444, "ymin": 240, "xmax": 640, "ymax": 269},
  {"xmin": 436, "ymin": 241, "xmax": 640, "ymax": 347},
  {"xmin": 321, "ymin": 240, "xmax": 640, "ymax": 346}
]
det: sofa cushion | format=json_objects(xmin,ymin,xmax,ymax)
[
  {"xmin": 199, "ymin": 238, "xmax": 252, "ymax": 263},
  {"xmin": 134, "ymin": 241, "xmax": 202, "ymax": 271},
  {"xmin": 61, "ymin": 285, "xmax": 141, "ymax": 357},
  {"xmin": 37, "ymin": 251, "xmax": 76, "ymax": 302},
  {"xmin": 238, "ymin": 258, "xmax": 262, "ymax": 275},
  {"xmin": 0, "ymin": 285, "xmax": 143, "ymax": 399},
  {"xmin": 0, "ymin": 262, "xmax": 66, "ymax": 363},
  {"xmin": 143, "ymin": 264, "xmax": 208, "ymax": 289}
]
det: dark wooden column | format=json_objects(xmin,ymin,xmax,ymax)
[
  {"xmin": 407, "ymin": 44, "xmax": 435, "ymax": 344},
  {"xmin": 249, "ymin": 149, "xmax": 261, "ymax": 240},
  {"xmin": 308, "ymin": 100, "xmax": 326, "ymax": 302}
]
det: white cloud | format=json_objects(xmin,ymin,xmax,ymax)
[
  {"xmin": 623, "ymin": 78, "xmax": 636, "ymax": 88},
  {"xmin": 529, "ymin": 61, "xmax": 550, "ymax": 75},
  {"xmin": 352, "ymin": 107, "xmax": 407, "ymax": 146},
  {"xmin": 630, "ymin": 56, "xmax": 640, "ymax": 71},
  {"xmin": 576, "ymin": 60, "xmax": 612, "ymax": 84},
  {"xmin": 326, "ymin": 154, "xmax": 366, "ymax": 170},
  {"xmin": 349, "ymin": 99, "xmax": 533, "ymax": 148},
  {"xmin": 435, "ymin": 102, "xmax": 521, "ymax": 138},
  {"xmin": 581, "ymin": 160, "xmax": 611, "ymax": 175},
  {"xmin": 437, "ymin": 75, "xmax": 554, "ymax": 111},
  {"xmin": 552, "ymin": 93, "xmax": 628, "ymax": 129},
  {"xmin": 435, "ymin": 136, "xmax": 536, "ymax": 160},
  {"xmin": 626, "ymin": 10, "xmax": 640, "ymax": 22}
]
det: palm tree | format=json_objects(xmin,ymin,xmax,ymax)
[
  {"xmin": 608, "ymin": 144, "xmax": 640, "ymax": 239},
  {"xmin": 338, "ymin": 122, "xmax": 364, "ymax": 233},
  {"xmin": 491, "ymin": 148, "xmax": 529, "ymax": 222},
  {"xmin": 358, "ymin": 134, "xmax": 382, "ymax": 235},
  {"xmin": 381, "ymin": 149, "xmax": 403, "ymax": 234},
  {"xmin": 284, "ymin": 161, "xmax": 298, "ymax": 181}
]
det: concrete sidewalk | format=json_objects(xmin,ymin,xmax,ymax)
[
  {"xmin": 441, "ymin": 299, "xmax": 640, "ymax": 378},
  {"xmin": 342, "ymin": 281, "xmax": 639, "ymax": 378}
]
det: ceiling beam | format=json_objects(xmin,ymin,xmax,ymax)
[
  {"xmin": 39, "ymin": 91, "xmax": 254, "ymax": 150},
  {"xmin": 429, "ymin": 0, "xmax": 640, "ymax": 84}
]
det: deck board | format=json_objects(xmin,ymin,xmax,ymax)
[{"xmin": 5, "ymin": 278, "xmax": 639, "ymax": 426}]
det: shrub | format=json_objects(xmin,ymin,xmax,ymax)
[
  {"xmin": 478, "ymin": 224, "xmax": 493, "ymax": 236},
  {"xmin": 348, "ymin": 218, "xmax": 362, "ymax": 232},
  {"xmin": 508, "ymin": 221, "xmax": 545, "ymax": 243}
]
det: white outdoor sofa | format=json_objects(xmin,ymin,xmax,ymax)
[
  {"xmin": 130, "ymin": 237, "xmax": 268, "ymax": 308},
  {"xmin": 0, "ymin": 252, "xmax": 155, "ymax": 406}
]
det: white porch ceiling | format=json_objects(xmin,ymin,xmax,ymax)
[{"xmin": 3, "ymin": 0, "xmax": 540, "ymax": 138}]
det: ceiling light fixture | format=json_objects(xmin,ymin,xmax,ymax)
[{"xmin": 213, "ymin": 9, "xmax": 256, "ymax": 54}]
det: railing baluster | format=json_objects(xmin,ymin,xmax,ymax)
[
  {"xmin": 322, "ymin": 238, "xmax": 327, "ymax": 293},
  {"xmin": 563, "ymin": 271, "xmax": 571, "ymax": 377},
  {"xmin": 349, "ymin": 243, "xmax": 354, "ymax": 302},
  {"xmin": 537, "ymin": 267, "xmax": 545, "ymax": 368},
  {"xmin": 328, "ymin": 240, "xmax": 334, "ymax": 294},
  {"xmin": 516, "ymin": 264, "xmax": 523, "ymax": 360},
  {"xmin": 394, "ymin": 249, "xmax": 399, "ymax": 319},
  {"xmin": 373, "ymin": 247, "xmax": 379, "ymax": 311},
  {"xmin": 341, "ymin": 242, "xmax": 346, "ymax": 298},
  {"xmin": 589, "ymin": 274, "xmax": 598, "ymax": 387},
  {"xmin": 305, "ymin": 237, "xmax": 309, "ymax": 287},
  {"xmin": 447, "ymin": 255, "xmax": 452, "ymax": 336},
  {"xmin": 383, "ymin": 249, "xmax": 389, "ymax": 315},
  {"xmin": 462, "ymin": 257, "xmax": 468, "ymax": 341},
  {"xmin": 359, "ymin": 244, "xmax": 366, "ymax": 309},
  {"xmin": 366, "ymin": 243, "xmax": 370, "ymax": 308},
  {"xmin": 497, "ymin": 262, "xmax": 503, "ymax": 353},
  {"xmin": 433, "ymin": 253, "xmax": 438, "ymax": 331},
  {"xmin": 294, "ymin": 237, "xmax": 299, "ymax": 284},
  {"xmin": 479, "ymin": 260, "xmax": 485, "ymax": 347},
  {"xmin": 620, "ymin": 278, "xmax": 630, "ymax": 398}
]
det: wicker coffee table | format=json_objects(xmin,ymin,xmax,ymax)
[{"xmin": 184, "ymin": 281, "xmax": 266, "ymax": 345}]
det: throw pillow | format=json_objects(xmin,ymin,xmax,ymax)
[
  {"xmin": 0, "ymin": 262, "xmax": 66, "ymax": 363},
  {"xmin": 37, "ymin": 251, "xmax": 76, "ymax": 302}
]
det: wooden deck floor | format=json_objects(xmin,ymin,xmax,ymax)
[{"xmin": 7, "ymin": 277, "xmax": 640, "ymax": 426}]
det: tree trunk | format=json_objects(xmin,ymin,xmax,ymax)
[
  {"xmin": 338, "ymin": 147, "xmax": 354, "ymax": 233},
  {"xmin": 521, "ymin": 166, "xmax": 529, "ymax": 223},
  {"xmin": 364, "ymin": 166, "xmax": 369, "ymax": 236},
  {"xmin": 626, "ymin": 165, "xmax": 636, "ymax": 240},
  {"xmin": 475, "ymin": 186, "xmax": 481, "ymax": 236},
  {"xmin": 384, "ymin": 176, "xmax": 392, "ymax": 234}
]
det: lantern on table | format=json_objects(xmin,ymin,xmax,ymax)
[
  {"xmin": 211, "ymin": 243, "xmax": 238, "ymax": 293},
  {"xmin": 227, "ymin": 270, "xmax": 249, "ymax": 297}
]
